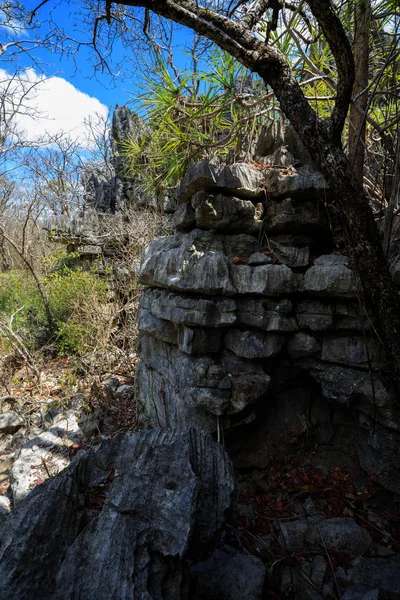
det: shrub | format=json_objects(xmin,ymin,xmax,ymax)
[
  {"xmin": 0, "ymin": 271, "xmax": 48, "ymax": 346},
  {"xmin": 45, "ymin": 269, "xmax": 109, "ymax": 354}
]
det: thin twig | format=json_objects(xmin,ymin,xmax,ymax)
[{"xmin": 318, "ymin": 524, "xmax": 341, "ymax": 599}]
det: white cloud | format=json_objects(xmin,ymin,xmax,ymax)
[{"xmin": 0, "ymin": 68, "xmax": 108, "ymax": 149}]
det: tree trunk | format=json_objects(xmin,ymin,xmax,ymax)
[
  {"xmin": 262, "ymin": 62, "xmax": 400, "ymax": 392},
  {"xmin": 348, "ymin": 0, "xmax": 371, "ymax": 184}
]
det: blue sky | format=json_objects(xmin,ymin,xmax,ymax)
[{"xmin": 1, "ymin": 1, "xmax": 198, "ymax": 146}]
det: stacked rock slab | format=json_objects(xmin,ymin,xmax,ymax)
[{"xmin": 136, "ymin": 158, "xmax": 400, "ymax": 493}]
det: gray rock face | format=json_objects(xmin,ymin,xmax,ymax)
[
  {"xmin": 268, "ymin": 241, "xmax": 310, "ymax": 267},
  {"xmin": 111, "ymin": 106, "xmax": 137, "ymax": 164},
  {"xmin": 0, "ymin": 411, "xmax": 23, "ymax": 434},
  {"xmin": 139, "ymin": 230, "xmax": 298, "ymax": 297},
  {"xmin": 177, "ymin": 160, "xmax": 325, "ymax": 203},
  {"xmin": 264, "ymin": 165, "xmax": 326, "ymax": 199},
  {"xmin": 310, "ymin": 363, "xmax": 393, "ymax": 409},
  {"xmin": 247, "ymin": 252, "xmax": 272, "ymax": 266},
  {"xmin": 236, "ymin": 297, "xmax": 298, "ymax": 331},
  {"xmin": 139, "ymin": 231, "xmax": 236, "ymax": 295},
  {"xmin": 138, "ymin": 306, "xmax": 179, "ymax": 345},
  {"xmin": 304, "ymin": 256, "xmax": 357, "ymax": 297},
  {"xmin": 224, "ymin": 329, "xmax": 285, "ymax": 359},
  {"xmin": 174, "ymin": 202, "xmax": 196, "ymax": 231},
  {"xmin": 0, "ymin": 429, "xmax": 235, "ymax": 600},
  {"xmin": 140, "ymin": 288, "xmax": 237, "ymax": 328},
  {"xmin": 337, "ymin": 556, "xmax": 400, "ymax": 599},
  {"xmin": 266, "ymin": 197, "xmax": 327, "ymax": 234},
  {"xmin": 287, "ymin": 332, "xmax": 321, "ymax": 358},
  {"xmin": 178, "ymin": 326, "xmax": 222, "ymax": 355},
  {"xmin": 138, "ymin": 304, "xmax": 222, "ymax": 355},
  {"xmin": 135, "ymin": 335, "xmax": 270, "ymax": 430},
  {"xmin": 255, "ymin": 122, "xmax": 314, "ymax": 168},
  {"xmin": 230, "ymin": 263, "xmax": 298, "ymax": 296},
  {"xmin": 10, "ymin": 412, "xmax": 83, "ymax": 504},
  {"xmin": 357, "ymin": 422, "xmax": 400, "ymax": 494},
  {"xmin": 192, "ymin": 191, "xmax": 259, "ymax": 233},
  {"xmin": 321, "ymin": 336, "xmax": 386, "ymax": 370},
  {"xmin": 296, "ymin": 300, "xmax": 334, "ymax": 331},
  {"xmin": 190, "ymin": 545, "xmax": 266, "ymax": 599},
  {"xmin": 177, "ymin": 161, "xmax": 266, "ymax": 203},
  {"xmin": 68, "ymin": 106, "xmax": 152, "ymax": 220}
]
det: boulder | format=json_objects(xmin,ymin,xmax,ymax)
[
  {"xmin": 0, "ymin": 411, "xmax": 23, "ymax": 434},
  {"xmin": 337, "ymin": 556, "xmax": 400, "ymax": 599},
  {"xmin": 304, "ymin": 255, "xmax": 357, "ymax": 297},
  {"xmin": 189, "ymin": 545, "xmax": 266, "ymax": 599},
  {"xmin": 279, "ymin": 520, "xmax": 309, "ymax": 553},
  {"xmin": 307, "ymin": 518, "xmax": 372, "ymax": 556},
  {"xmin": 0, "ymin": 429, "xmax": 235, "ymax": 600},
  {"xmin": 311, "ymin": 555, "xmax": 327, "ymax": 591},
  {"xmin": 10, "ymin": 412, "xmax": 83, "ymax": 504},
  {"xmin": 280, "ymin": 517, "xmax": 372, "ymax": 557}
]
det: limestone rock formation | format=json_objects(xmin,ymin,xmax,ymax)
[
  {"xmin": 135, "ymin": 155, "xmax": 400, "ymax": 495},
  {"xmin": 0, "ymin": 428, "xmax": 235, "ymax": 600},
  {"xmin": 82, "ymin": 106, "xmax": 147, "ymax": 213}
]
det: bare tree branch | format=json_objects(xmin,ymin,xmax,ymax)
[{"xmin": 307, "ymin": 0, "xmax": 355, "ymax": 141}]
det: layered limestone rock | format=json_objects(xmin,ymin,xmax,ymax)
[{"xmin": 136, "ymin": 154, "xmax": 400, "ymax": 494}]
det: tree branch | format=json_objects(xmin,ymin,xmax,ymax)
[
  {"xmin": 111, "ymin": 0, "xmax": 320, "ymax": 144},
  {"xmin": 241, "ymin": 0, "xmax": 270, "ymax": 30},
  {"xmin": 307, "ymin": 0, "xmax": 355, "ymax": 142}
]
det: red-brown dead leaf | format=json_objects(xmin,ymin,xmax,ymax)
[{"xmin": 232, "ymin": 256, "xmax": 249, "ymax": 265}]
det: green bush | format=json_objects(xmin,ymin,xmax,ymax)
[
  {"xmin": 0, "ymin": 271, "xmax": 34, "ymax": 315},
  {"xmin": 42, "ymin": 247, "xmax": 81, "ymax": 276},
  {"xmin": 45, "ymin": 268, "xmax": 109, "ymax": 354},
  {"xmin": 0, "ymin": 271, "xmax": 48, "ymax": 344},
  {"xmin": 0, "ymin": 251, "xmax": 109, "ymax": 355}
]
